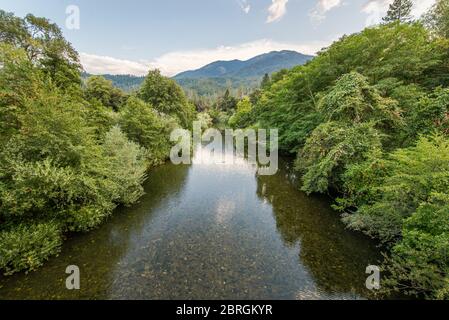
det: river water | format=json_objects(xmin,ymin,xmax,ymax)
[{"xmin": 0, "ymin": 144, "xmax": 381, "ymax": 300}]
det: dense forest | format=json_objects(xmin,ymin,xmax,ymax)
[{"xmin": 0, "ymin": 0, "xmax": 448, "ymax": 300}]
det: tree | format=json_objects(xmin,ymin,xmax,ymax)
[
  {"xmin": 216, "ymin": 89, "xmax": 238, "ymax": 111},
  {"xmin": 383, "ymin": 0, "xmax": 414, "ymax": 23},
  {"xmin": 84, "ymin": 75, "xmax": 126, "ymax": 111},
  {"xmin": 424, "ymin": 0, "xmax": 449, "ymax": 38},
  {"xmin": 119, "ymin": 96, "xmax": 176, "ymax": 165},
  {"xmin": 138, "ymin": 69, "xmax": 195, "ymax": 128},
  {"xmin": 228, "ymin": 97, "xmax": 253, "ymax": 128},
  {"xmin": 0, "ymin": 10, "xmax": 82, "ymax": 90},
  {"xmin": 261, "ymin": 73, "xmax": 270, "ymax": 89}
]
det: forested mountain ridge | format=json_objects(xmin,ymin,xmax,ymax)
[
  {"xmin": 174, "ymin": 50, "xmax": 313, "ymax": 79},
  {"xmin": 173, "ymin": 50, "xmax": 313, "ymax": 96}
]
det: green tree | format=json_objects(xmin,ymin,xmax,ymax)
[
  {"xmin": 228, "ymin": 97, "xmax": 254, "ymax": 128},
  {"xmin": 296, "ymin": 121, "xmax": 383, "ymax": 194},
  {"xmin": 84, "ymin": 75, "xmax": 126, "ymax": 111},
  {"xmin": 383, "ymin": 0, "xmax": 414, "ymax": 23},
  {"xmin": 424, "ymin": 0, "xmax": 449, "ymax": 38},
  {"xmin": 0, "ymin": 10, "xmax": 82, "ymax": 90},
  {"xmin": 343, "ymin": 135, "xmax": 449, "ymax": 243},
  {"xmin": 260, "ymin": 73, "xmax": 270, "ymax": 89},
  {"xmin": 119, "ymin": 96, "xmax": 176, "ymax": 165},
  {"xmin": 383, "ymin": 191, "xmax": 449, "ymax": 299},
  {"xmin": 217, "ymin": 89, "xmax": 238, "ymax": 111},
  {"xmin": 138, "ymin": 69, "xmax": 195, "ymax": 128}
]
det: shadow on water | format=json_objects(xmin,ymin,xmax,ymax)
[
  {"xmin": 0, "ymin": 143, "xmax": 382, "ymax": 300},
  {"xmin": 256, "ymin": 158, "xmax": 381, "ymax": 299}
]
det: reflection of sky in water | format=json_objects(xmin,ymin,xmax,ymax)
[
  {"xmin": 0, "ymin": 143, "xmax": 381, "ymax": 300},
  {"xmin": 192, "ymin": 142, "xmax": 259, "ymax": 175}
]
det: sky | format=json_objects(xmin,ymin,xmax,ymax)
[{"xmin": 0, "ymin": 0, "xmax": 436, "ymax": 76}]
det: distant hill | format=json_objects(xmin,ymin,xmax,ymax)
[
  {"xmin": 174, "ymin": 50, "xmax": 313, "ymax": 79},
  {"xmin": 84, "ymin": 50, "xmax": 314, "ymax": 95},
  {"xmin": 173, "ymin": 50, "xmax": 313, "ymax": 96}
]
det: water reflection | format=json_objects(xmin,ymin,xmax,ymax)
[
  {"xmin": 256, "ymin": 158, "xmax": 381, "ymax": 299},
  {"xmin": 0, "ymin": 143, "xmax": 380, "ymax": 300}
]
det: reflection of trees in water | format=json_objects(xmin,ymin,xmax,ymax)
[
  {"xmin": 256, "ymin": 159, "xmax": 380, "ymax": 298},
  {"xmin": 0, "ymin": 163, "xmax": 191, "ymax": 300}
]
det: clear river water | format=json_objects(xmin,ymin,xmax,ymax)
[{"xmin": 0, "ymin": 143, "xmax": 381, "ymax": 299}]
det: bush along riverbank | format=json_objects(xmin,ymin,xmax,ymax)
[
  {"xmin": 0, "ymin": 10, "xmax": 196, "ymax": 275},
  {"xmin": 224, "ymin": 4, "xmax": 449, "ymax": 299}
]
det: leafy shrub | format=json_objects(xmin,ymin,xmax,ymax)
[
  {"xmin": 101, "ymin": 126, "xmax": 148, "ymax": 206},
  {"xmin": 343, "ymin": 135, "xmax": 449, "ymax": 243},
  {"xmin": 0, "ymin": 222, "xmax": 63, "ymax": 275},
  {"xmin": 296, "ymin": 121, "xmax": 383, "ymax": 194},
  {"xmin": 383, "ymin": 194, "xmax": 449, "ymax": 299},
  {"xmin": 197, "ymin": 112, "xmax": 213, "ymax": 130},
  {"xmin": 228, "ymin": 97, "xmax": 254, "ymax": 129},
  {"xmin": 119, "ymin": 96, "xmax": 176, "ymax": 165},
  {"xmin": 407, "ymin": 88, "xmax": 449, "ymax": 139}
]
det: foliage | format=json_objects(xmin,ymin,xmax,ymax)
[
  {"xmin": 197, "ymin": 112, "xmax": 213, "ymax": 130},
  {"xmin": 0, "ymin": 10, "xmax": 82, "ymax": 90},
  {"xmin": 100, "ymin": 126, "xmax": 148, "ymax": 206},
  {"xmin": 208, "ymin": 108, "xmax": 232, "ymax": 130},
  {"xmin": 0, "ymin": 11, "xmax": 179, "ymax": 275},
  {"xmin": 424, "ymin": 0, "xmax": 449, "ymax": 39},
  {"xmin": 82, "ymin": 73, "xmax": 145, "ymax": 92},
  {"xmin": 119, "ymin": 96, "xmax": 176, "ymax": 165},
  {"xmin": 215, "ymin": 89, "xmax": 238, "ymax": 111},
  {"xmin": 138, "ymin": 69, "xmax": 195, "ymax": 128},
  {"xmin": 343, "ymin": 135, "xmax": 449, "ymax": 243},
  {"xmin": 383, "ymin": 0, "xmax": 413, "ymax": 23},
  {"xmin": 383, "ymin": 193, "xmax": 449, "ymax": 299},
  {"xmin": 297, "ymin": 121, "xmax": 383, "ymax": 194},
  {"xmin": 84, "ymin": 75, "xmax": 126, "ymax": 111},
  {"xmin": 228, "ymin": 97, "xmax": 254, "ymax": 129},
  {"xmin": 260, "ymin": 73, "xmax": 270, "ymax": 89},
  {"xmin": 406, "ymin": 87, "xmax": 449, "ymax": 139},
  {"xmin": 249, "ymin": 22, "xmax": 447, "ymax": 154},
  {"xmin": 230, "ymin": 15, "xmax": 449, "ymax": 299},
  {"xmin": 0, "ymin": 222, "xmax": 63, "ymax": 275}
]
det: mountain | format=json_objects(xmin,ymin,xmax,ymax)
[
  {"xmin": 84, "ymin": 50, "xmax": 314, "ymax": 95},
  {"xmin": 174, "ymin": 50, "xmax": 313, "ymax": 80},
  {"xmin": 173, "ymin": 50, "xmax": 313, "ymax": 96}
]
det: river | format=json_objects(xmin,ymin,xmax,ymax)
[{"xmin": 0, "ymin": 143, "xmax": 381, "ymax": 300}]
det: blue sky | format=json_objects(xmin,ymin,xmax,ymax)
[{"xmin": 0, "ymin": 0, "xmax": 435, "ymax": 75}]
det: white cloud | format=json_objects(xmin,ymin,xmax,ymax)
[
  {"xmin": 237, "ymin": 0, "xmax": 251, "ymax": 14},
  {"xmin": 80, "ymin": 38, "xmax": 334, "ymax": 77},
  {"xmin": 79, "ymin": 53, "xmax": 150, "ymax": 76},
  {"xmin": 362, "ymin": 0, "xmax": 436, "ymax": 26},
  {"xmin": 267, "ymin": 0, "xmax": 289, "ymax": 23},
  {"xmin": 309, "ymin": 0, "xmax": 343, "ymax": 23}
]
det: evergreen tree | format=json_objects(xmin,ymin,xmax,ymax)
[
  {"xmin": 261, "ymin": 73, "xmax": 270, "ymax": 89},
  {"xmin": 383, "ymin": 0, "xmax": 414, "ymax": 23}
]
